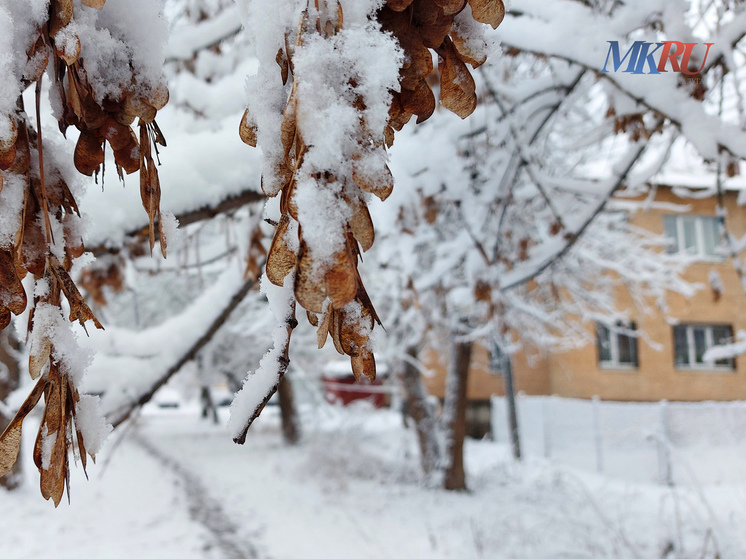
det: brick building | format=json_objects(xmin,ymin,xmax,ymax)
[{"xmin": 422, "ymin": 183, "xmax": 746, "ymax": 434}]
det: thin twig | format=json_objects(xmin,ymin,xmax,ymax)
[
  {"xmin": 480, "ymin": 68, "xmax": 585, "ymax": 261},
  {"xmin": 35, "ymin": 79, "xmax": 54, "ymax": 245},
  {"xmin": 482, "ymin": 74, "xmax": 575, "ymax": 232},
  {"xmin": 500, "ymin": 124, "xmax": 660, "ymax": 291},
  {"xmin": 134, "ymin": 247, "xmax": 238, "ymax": 274},
  {"xmin": 233, "ymin": 299, "xmax": 297, "ymax": 444}
]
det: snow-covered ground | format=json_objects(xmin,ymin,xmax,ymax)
[{"xmin": 1, "ymin": 405, "xmax": 745, "ymax": 559}]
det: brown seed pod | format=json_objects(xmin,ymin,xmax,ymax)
[
  {"xmin": 73, "ymin": 130, "xmax": 104, "ymax": 176},
  {"xmin": 400, "ymin": 79, "xmax": 436, "ymax": 123},
  {"xmin": 266, "ymin": 216, "xmax": 297, "ymax": 286},
  {"xmin": 325, "ymin": 248, "xmax": 357, "ymax": 309},
  {"xmin": 49, "ymin": 0, "xmax": 74, "ymax": 38},
  {"xmin": 239, "ymin": 109, "xmax": 258, "ymax": 147},
  {"xmin": 100, "ymin": 117, "xmax": 133, "ymax": 150},
  {"xmin": 439, "ymin": 37, "xmax": 477, "ymax": 118},
  {"xmin": 451, "ymin": 27, "xmax": 487, "ymax": 67},
  {"xmin": 82, "ymin": 0, "xmax": 106, "ymax": 7},
  {"xmin": 468, "ymin": 0, "xmax": 505, "ymax": 29},
  {"xmin": 348, "ymin": 198, "xmax": 375, "ymax": 252},
  {"xmin": 124, "ymin": 96, "xmax": 157, "ymax": 124},
  {"xmin": 295, "ymin": 251, "xmax": 327, "ymax": 314},
  {"xmin": 386, "ymin": 0, "xmax": 416, "ymax": 11}
]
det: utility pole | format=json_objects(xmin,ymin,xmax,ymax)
[{"xmin": 492, "ymin": 337, "xmax": 521, "ymax": 460}]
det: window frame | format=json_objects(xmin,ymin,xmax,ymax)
[
  {"xmin": 672, "ymin": 323, "xmax": 736, "ymax": 372},
  {"xmin": 596, "ymin": 321, "xmax": 639, "ymax": 370},
  {"xmin": 664, "ymin": 214, "xmax": 723, "ymax": 261}
]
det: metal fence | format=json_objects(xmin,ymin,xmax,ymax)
[{"xmin": 491, "ymin": 395, "xmax": 746, "ymax": 484}]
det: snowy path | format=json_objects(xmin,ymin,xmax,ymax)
[
  {"xmin": 136, "ymin": 408, "xmax": 746, "ymax": 559},
  {"xmin": 132, "ymin": 431, "xmax": 260, "ymax": 559},
  {"xmin": 2, "ymin": 408, "xmax": 745, "ymax": 558},
  {"xmin": 0, "ymin": 419, "xmax": 221, "ymax": 559}
]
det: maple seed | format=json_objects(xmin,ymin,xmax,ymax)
[
  {"xmin": 439, "ymin": 38, "xmax": 478, "ymax": 118},
  {"xmin": 239, "ymin": 109, "xmax": 258, "ymax": 147},
  {"xmin": 266, "ymin": 216, "xmax": 297, "ymax": 286},
  {"xmin": 468, "ymin": 0, "xmax": 505, "ymax": 29},
  {"xmin": 49, "ymin": 0, "xmax": 74, "ymax": 38},
  {"xmin": 74, "ymin": 131, "xmax": 105, "ymax": 176}
]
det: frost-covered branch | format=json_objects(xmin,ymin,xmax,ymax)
[
  {"xmin": 86, "ymin": 267, "xmax": 256, "ymax": 428},
  {"xmin": 704, "ymin": 330, "xmax": 746, "ymax": 361},
  {"xmin": 228, "ymin": 276, "xmax": 297, "ymax": 444},
  {"xmin": 165, "ymin": 5, "xmax": 243, "ymax": 62}
]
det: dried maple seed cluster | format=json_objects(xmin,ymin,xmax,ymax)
[
  {"xmin": 0, "ymin": 0, "xmax": 168, "ymax": 504},
  {"xmin": 47, "ymin": 0, "xmax": 169, "ymax": 256},
  {"xmin": 381, "ymin": 0, "xmax": 504, "ymax": 133},
  {"xmin": 241, "ymin": 4, "xmax": 381, "ymax": 382},
  {"xmin": 606, "ymin": 107, "xmax": 665, "ymax": 142},
  {"xmin": 239, "ymin": 0, "xmax": 503, "ymax": 384},
  {"xmin": 0, "ymin": 271, "xmax": 102, "ymax": 507}
]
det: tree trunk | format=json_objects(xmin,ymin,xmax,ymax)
[
  {"xmin": 0, "ymin": 330, "xmax": 22, "ymax": 490},
  {"xmin": 277, "ymin": 375, "xmax": 300, "ymax": 444},
  {"xmin": 200, "ymin": 385, "xmax": 219, "ymax": 424},
  {"xmin": 399, "ymin": 346, "xmax": 440, "ymax": 476},
  {"xmin": 443, "ymin": 337, "xmax": 472, "ymax": 491}
]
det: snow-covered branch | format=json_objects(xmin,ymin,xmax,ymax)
[{"xmin": 83, "ymin": 267, "xmax": 256, "ymax": 427}]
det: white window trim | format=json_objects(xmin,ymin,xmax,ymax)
[
  {"xmin": 599, "ymin": 325, "xmax": 638, "ymax": 369},
  {"xmin": 669, "ymin": 215, "xmax": 724, "ymax": 261},
  {"xmin": 599, "ymin": 361, "xmax": 638, "ymax": 371},
  {"xmin": 675, "ymin": 324, "xmax": 735, "ymax": 372}
]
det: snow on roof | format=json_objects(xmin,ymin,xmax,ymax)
[
  {"xmin": 648, "ymin": 138, "xmax": 746, "ymax": 191},
  {"xmin": 580, "ymin": 136, "xmax": 746, "ymax": 193}
]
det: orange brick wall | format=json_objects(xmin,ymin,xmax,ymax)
[
  {"xmin": 421, "ymin": 187, "xmax": 746, "ymax": 403},
  {"xmin": 420, "ymin": 344, "xmax": 551, "ymax": 400}
]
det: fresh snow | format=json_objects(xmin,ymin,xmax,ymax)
[{"xmin": 3, "ymin": 407, "xmax": 746, "ymax": 558}]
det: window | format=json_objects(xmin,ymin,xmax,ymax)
[
  {"xmin": 663, "ymin": 215, "xmax": 721, "ymax": 258},
  {"xmin": 597, "ymin": 322, "xmax": 639, "ymax": 368},
  {"xmin": 673, "ymin": 324, "xmax": 735, "ymax": 370},
  {"xmin": 488, "ymin": 343, "xmax": 506, "ymax": 376}
]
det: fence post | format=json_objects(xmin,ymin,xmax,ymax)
[
  {"xmin": 542, "ymin": 396, "xmax": 552, "ymax": 459},
  {"xmin": 658, "ymin": 399, "xmax": 673, "ymax": 485},
  {"xmin": 592, "ymin": 395, "xmax": 604, "ymax": 474}
]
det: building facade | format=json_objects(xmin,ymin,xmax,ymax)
[{"xmin": 423, "ymin": 186, "xmax": 746, "ymax": 414}]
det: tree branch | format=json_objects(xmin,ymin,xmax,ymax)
[
  {"xmin": 90, "ymin": 188, "xmax": 264, "ymax": 256},
  {"xmin": 165, "ymin": 6, "xmax": 244, "ymax": 62},
  {"xmin": 232, "ymin": 300, "xmax": 297, "ymax": 444},
  {"xmin": 108, "ymin": 274, "xmax": 257, "ymax": 428},
  {"xmin": 499, "ymin": 124, "xmax": 660, "ymax": 291},
  {"xmin": 500, "ymin": 11, "xmax": 746, "ymax": 161}
]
